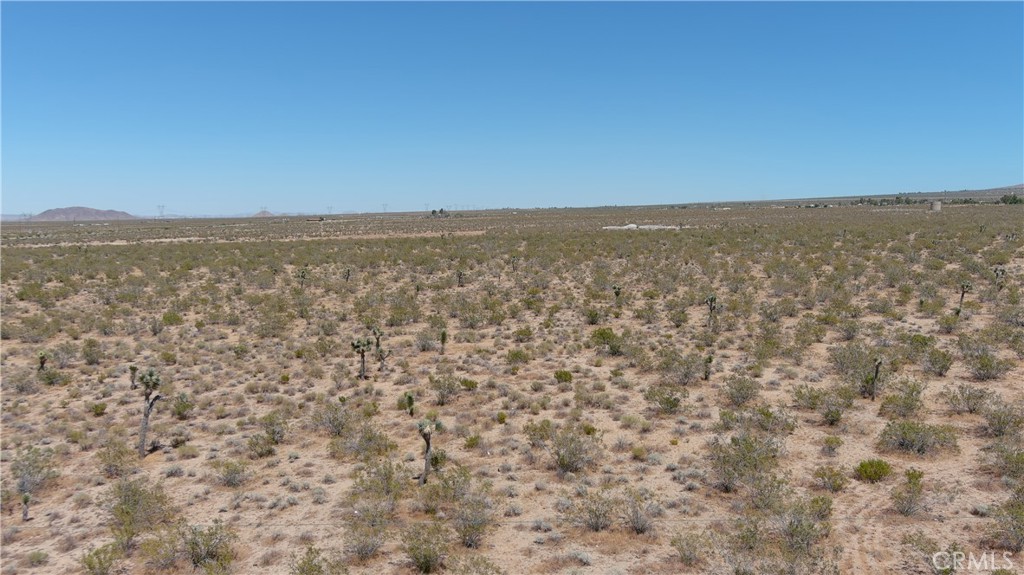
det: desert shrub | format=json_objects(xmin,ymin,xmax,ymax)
[
  {"xmin": 350, "ymin": 459, "xmax": 407, "ymax": 513},
  {"xmin": 621, "ymin": 487, "xmax": 660, "ymax": 534},
  {"xmin": 327, "ymin": 422, "xmax": 395, "ymax": 461},
  {"xmin": 778, "ymin": 496, "xmax": 832, "ymax": 556},
  {"xmin": 590, "ymin": 327, "xmax": 624, "ymax": 356},
  {"xmin": 38, "ymin": 367, "xmax": 70, "ymax": 386},
  {"xmin": 983, "ymin": 401, "xmax": 1024, "ymax": 438},
  {"xmin": 82, "ymin": 338, "xmax": 103, "ymax": 365},
  {"xmin": 180, "ymin": 520, "xmax": 237, "ymax": 574},
  {"xmin": 553, "ymin": 370, "xmax": 573, "ymax": 383},
  {"xmin": 106, "ymin": 477, "xmax": 174, "ymax": 552},
  {"xmin": 829, "ymin": 342, "xmax": 881, "ymax": 388},
  {"xmin": 723, "ymin": 376, "xmax": 760, "ymax": 407},
  {"xmin": 402, "ymin": 521, "xmax": 449, "ymax": 574},
  {"xmin": 670, "ymin": 531, "xmax": 708, "ymax": 566},
  {"xmin": 452, "ymin": 489, "xmax": 493, "ymax": 548},
  {"xmin": 161, "ymin": 311, "xmax": 184, "ymax": 326},
  {"xmin": 447, "ymin": 555, "xmax": 507, "ymax": 575},
  {"xmin": 248, "ymin": 433, "xmax": 276, "ymax": 459},
  {"xmin": 968, "ymin": 351, "xmax": 1014, "ymax": 381},
  {"xmin": 429, "ymin": 374, "xmax": 461, "ymax": 406},
  {"xmin": 11, "ymin": 446, "xmax": 58, "ymax": 496},
  {"xmin": 821, "ymin": 435, "xmax": 843, "ymax": 457},
  {"xmin": 209, "ymin": 459, "xmax": 249, "ymax": 487},
  {"xmin": 564, "ymin": 488, "xmax": 619, "ymax": 532},
  {"xmin": 139, "ymin": 525, "xmax": 180, "ymax": 570},
  {"xmin": 706, "ymin": 432, "xmax": 781, "ymax": 492},
  {"xmin": 550, "ymin": 422, "xmax": 603, "ymax": 474},
  {"xmin": 941, "ymin": 383, "xmax": 994, "ymax": 415},
  {"xmin": 311, "ymin": 400, "xmax": 355, "ymax": 437},
  {"xmin": 644, "ymin": 384, "xmax": 685, "ymax": 415},
  {"xmin": 505, "ymin": 348, "xmax": 531, "ymax": 366},
  {"xmin": 345, "ymin": 497, "xmax": 390, "ymax": 560},
  {"xmin": 891, "ymin": 469, "xmax": 926, "ymax": 516},
  {"xmin": 289, "ymin": 545, "xmax": 347, "ymax": 575},
  {"xmin": 812, "ymin": 466, "xmax": 848, "ymax": 493},
  {"xmin": 854, "ymin": 459, "xmax": 892, "ymax": 483},
  {"xmin": 792, "ymin": 384, "xmax": 825, "ymax": 410},
  {"xmin": 80, "ymin": 543, "xmax": 122, "ymax": 575},
  {"xmin": 172, "ymin": 393, "xmax": 195, "ymax": 420},
  {"xmin": 747, "ymin": 473, "xmax": 789, "ymax": 512},
  {"xmin": 923, "ymin": 348, "xmax": 953, "ymax": 376},
  {"xmin": 659, "ymin": 350, "xmax": 709, "ymax": 386},
  {"xmin": 97, "ymin": 439, "xmax": 138, "ymax": 478},
  {"xmin": 26, "ymin": 550, "xmax": 49, "ymax": 566},
  {"xmin": 879, "ymin": 378, "xmax": 926, "ymax": 419},
  {"xmin": 878, "ymin": 420, "xmax": 957, "ymax": 455},
  {"xmin": 818, "ymin": 386, "xmax": 856, "ymax": 426},
  {"xmin": 989, "ymin": 486, "xmax": 1024, "ymax": 552}
]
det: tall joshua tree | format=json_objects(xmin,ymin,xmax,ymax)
[
  {"xmin": 137, "ymin": 369, "xmax": 163, "ymax": 458},
  {"xmin": 352, "ymin": 337, "xmax": 374, "ymax": 380},
  {"xmin": 129, "ymin": 365, "xmax": 139, "ymax": 389}
]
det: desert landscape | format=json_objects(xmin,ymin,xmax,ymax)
[{"xmin": 1, "ymin": 196, "xmax": 1022, "ymax": 575}]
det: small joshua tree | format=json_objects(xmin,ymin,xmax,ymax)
[
  {"xmin": 295, "ymin": 266, "xmax": 310, "ymax": 291},
  {"xmin": 956, "ymin": 281, "xmax": 972, "ymax": 316},
  {"xmin": 372, "ymin": 327, "xmax": 391, "ymax": 371},
  {"xmin": 703, "ymin": 355, "xmax": 714, "ymax": 381},
  {"xmin": 704, "ymin": 294, "xmax": 718, "ymax": 329},
  {"xmin": 439, "ymin": 329, "xmax": 448, "ymax": 355},
  {"xmin": 137, "ymin": 369, "xmax": 163, "ymax": 458},
  {"xmin": 864, "ymin": 357, "xmax": 883, "ymax": 401},
  {"xmin": 37, "ymin": 351, "xmax": 47, "ymax": 372},
  {"xmin": 456, "ymin": 270, "xmax": 465, "ymax": 288},
  {"xmin": 418, "ymin": 419, "xmax": 444, "ymax": 486},
  {"xmin": 400, "ymin": 392, "xmax": 415, "ymax": 416},
  {"xmin": 352, "ymin": 337, "xmax": 374, "ymax": 380},
  {"xmin": 993, "ymin": 267, "xmax": 1006, "ymax": 292},
  {"xmin": 128, "ymin": 365, "xmax": 138, "ymax": 389}
]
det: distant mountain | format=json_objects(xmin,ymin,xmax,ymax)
[
  {"xmin": 253, "ymin": 210, "xmax": 275, "ymax": 217},
  {"xmin": 29, "ymin": 207, "xmax": 137, "ymax": 222}
]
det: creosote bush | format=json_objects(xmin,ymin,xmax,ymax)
[
  {"xmin": 402, "ymin": 521, "xmax": 449, "ymax": 574},
  {"xmin": 878, "ymin": 420, "xmax": 957, "ymax": 455},
  {"xmin": 854, "ymin": 459, "xmax": 892, "ymax": 483}
]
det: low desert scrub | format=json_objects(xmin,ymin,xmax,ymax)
[
  {"xmin": 402, "ymin": 521, "xmax": 450, "ymax": 574},
  {"xmin": 670, "ymin": 531, "xmax": 709, "ymax": 566},
  {"xmin": 209, "ymin": 459, "xmax": 250, "ymax": 487},
  {"xmin": 180, "ymin": 520, "xmax": 237, "ymax": 574},
  {"xmin": 812, "ymin": 466, "xmax": 848, "ymax": 493},
  {"xmin": 289, "ymin": 545, "xmax": 347, "ymax": 575},
  {"xmin": 563, "ymin": 488, "xmax": 619, "ymax": 532},
  {"xmin": 878, "ymin": 420, "xmax": 957, "ymax": 455},
  {"xmin": 989, "ymin": 485, "xmax": 1024, "ymax": 552},
  {"xmin": 891, "ymin": 468, "xmax": 926, "ymax": 516},
  {"xmin": 105, "ymin": 477, "xmax": 175, "ymax": 552},
  {"xmin": 878, "ymin": 378, "xmax": 926, "ymax": 419},
  {"xmin": 940, "ymin": 383, "xmax": 994, "ymax": 414},
  {"xmin": 620, "ymin": 487, "xmax": 661, "ymax": 534},
  {"xmin": 854, "ymin": 459, "xmax": 892, "ymax": 483},
  {"xmin": 80, "ymin": 543, "xmax": 122, "ymax": 575},
  {"xmin": 982, "ymin": 400, "xmax": 1024, "ymax": 438},
  {"xmin": 706, "ymin": 431, "xmax": 782, "ymax": 493},
  {"xmin": 723, "ymin": 375, "xmax": 761, "ymax": 407},
  {"xmin": 97, "ymin": 438, "xmax": 139, "ymax": 478}
]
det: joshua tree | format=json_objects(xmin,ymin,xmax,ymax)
[
  {"xmin": 417, "ymin": 419, "xmax": 444, "ymax": 486},
  {"xmin": 373, "ymin": 327, "xmax": 392, "ymax": 371},
  {"xmin": 129, "ymin": 365, "xmax": 139, "ymax": 389},
  {"xmin": 296, "ymin": 266, "xmax": 309, "ymax": 290},
  {"xmin": 456, "ymin": 270, "xmax": 465, "ymax": 288},
  {"xmin": 703, "ymin": 355, "xmax": 714, "ymax": 381},
  {"xmin": 865, "ymin": 357, "xmax": 883, "ymax": 401},
  {"xmin": 137, "ymin": 369, "xmax": 163, "ymax": 458},
  {"xmin": 956, "ymin": 282, "xmax": 972, "ymax": 316},
  {"xmin": 993, "ymin": 267, "xmax": 1006, "ymax": 292},
  {"xmin": 612, "ymin": 284, "xmax": 623, "ymax": 299},
  {"xmin": 510, "ymin": 255, "xmax": 519, "ymax": 273},
  {"xmin": 37, "ymin": 351, "xmax": 47, "ymax": 372},
  {"xmin": 352, "ymin": 337, "xmax": 374, "ymax": 380},
  {"xmin": 439, "ymin": 329, "xmax": 448, "ymax": 355},
  {"xmin": 21, "ymin": 493, "xmax": 30, "ymax": 522},
  {"xmin": 400, "ymin": 392, "xmax": 415, "ymax": 416},
  {"xmin": 704, "ymin": 295, "xmax": 718, "ymax": 329},
  {"xmin": 343, "ymin": 268, "xmax": 351, "ymax": 282}
]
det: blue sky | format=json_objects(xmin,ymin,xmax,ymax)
[{"xmin": 2, "ymin": 2, "xmax": 1022, "ymax": 217}]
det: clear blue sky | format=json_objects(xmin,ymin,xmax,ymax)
[{"xmin": 3, "ymin": 2, "xmax": 1022, "ymax": 217}]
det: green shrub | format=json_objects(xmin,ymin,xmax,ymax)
[
  {"xmin": 209, "ymin": 459, "xmax": 249, "ymax": 487},
  {"xmin": 80, "ymin": 543, "xmax": 121, "ymax": 575},
  {"xmin": 941, "ymin": 383, "xmax": 993, "ymax": 414},
  {"xmin": 97, "ymin": 439, "xmax": 137, "ymax": 478},
  {"xmin": 812, "ymin": 465, "xmax": 848, "ymax": 492},
  {"xmin": 452, "ymin": 489, "xmax": 493, "ymax": 548},
  {"xmin": 505, "ymin": 348, "xmax": 531, "ymax": 366},
  {"xmin": 821, "ymin": 435, "xmax": 843, "ymax": 457},
  {"xmin": 854, "ymin": 459, "xmax": 892, "ymax": 483},
  {"xmin": 564, "ymin": 489, "xmax": 619, "ymax": 532},
  {"xmin": 983, "ymin": 401, "xmax": 1024, "ymax": 438},
  {"xmin": 723, "ymin": 376, "xmax": 760, "ymax": 407},
  {"xmin": 923, "ymin": 348, "xmax": 953, "ymax": 376},
  {"xmin": 990, "ymin": 486, "xmax": 1024, "ymax": 552},
  {"xmin": 402, "ymin": 521, "xmax": 449, "ymax": 573},
  {"xmin": 106, "ymin": 477, "xmax": 174, "ymax": 552},
  {"xmin": 670, "ymin": 531, "xmax": 708, "ymax": 566},
  {"xmin": 172, "ymin": 393, "xmax": 195, "ymax": 420},
  {"xmin": 289, "ymin": 545, "xmax": 347, "ymax": 575},
  {"xmin": 706, "ymin": 432, "xmax": 782, "ymax": 492},
  {"xmin": 878, "ymin": 378, "xmax": 926, "ymax": 419},
  {"xmin": 554, "ymin": 370, "xmax": 573, "ymax": 383},
  {"xmin": 90, "ymin": 402, "xmax": 108, "ymax": 417},
  {"xmin": 551, "ymin": 423, "xmax": 603, "ymax": 474},
  {"xmin": 82, "ymin": 338, "xmax": 103, "ymax": 365},
  {"xmin": 180, "ymin": 520, "xmax": 237, "ymax": 574},
  {"xmin": 644, "ymin": 384, "xmax": 685, "ymax": 415},
  {"xmin": 161, "ymin": 311, "xmax": 184, "ymax": 326},
  {"xmin": 878, "ymin": 420, "xmax": 957, "ymax": 455},
  {"xmin": 891, "ymin": 468, "xmax": 926, "ymax": 516}
]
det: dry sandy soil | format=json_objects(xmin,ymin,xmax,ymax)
[{"xmin": 1, "ymin": 202, "xmax": 1022, "ymax": 575}]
